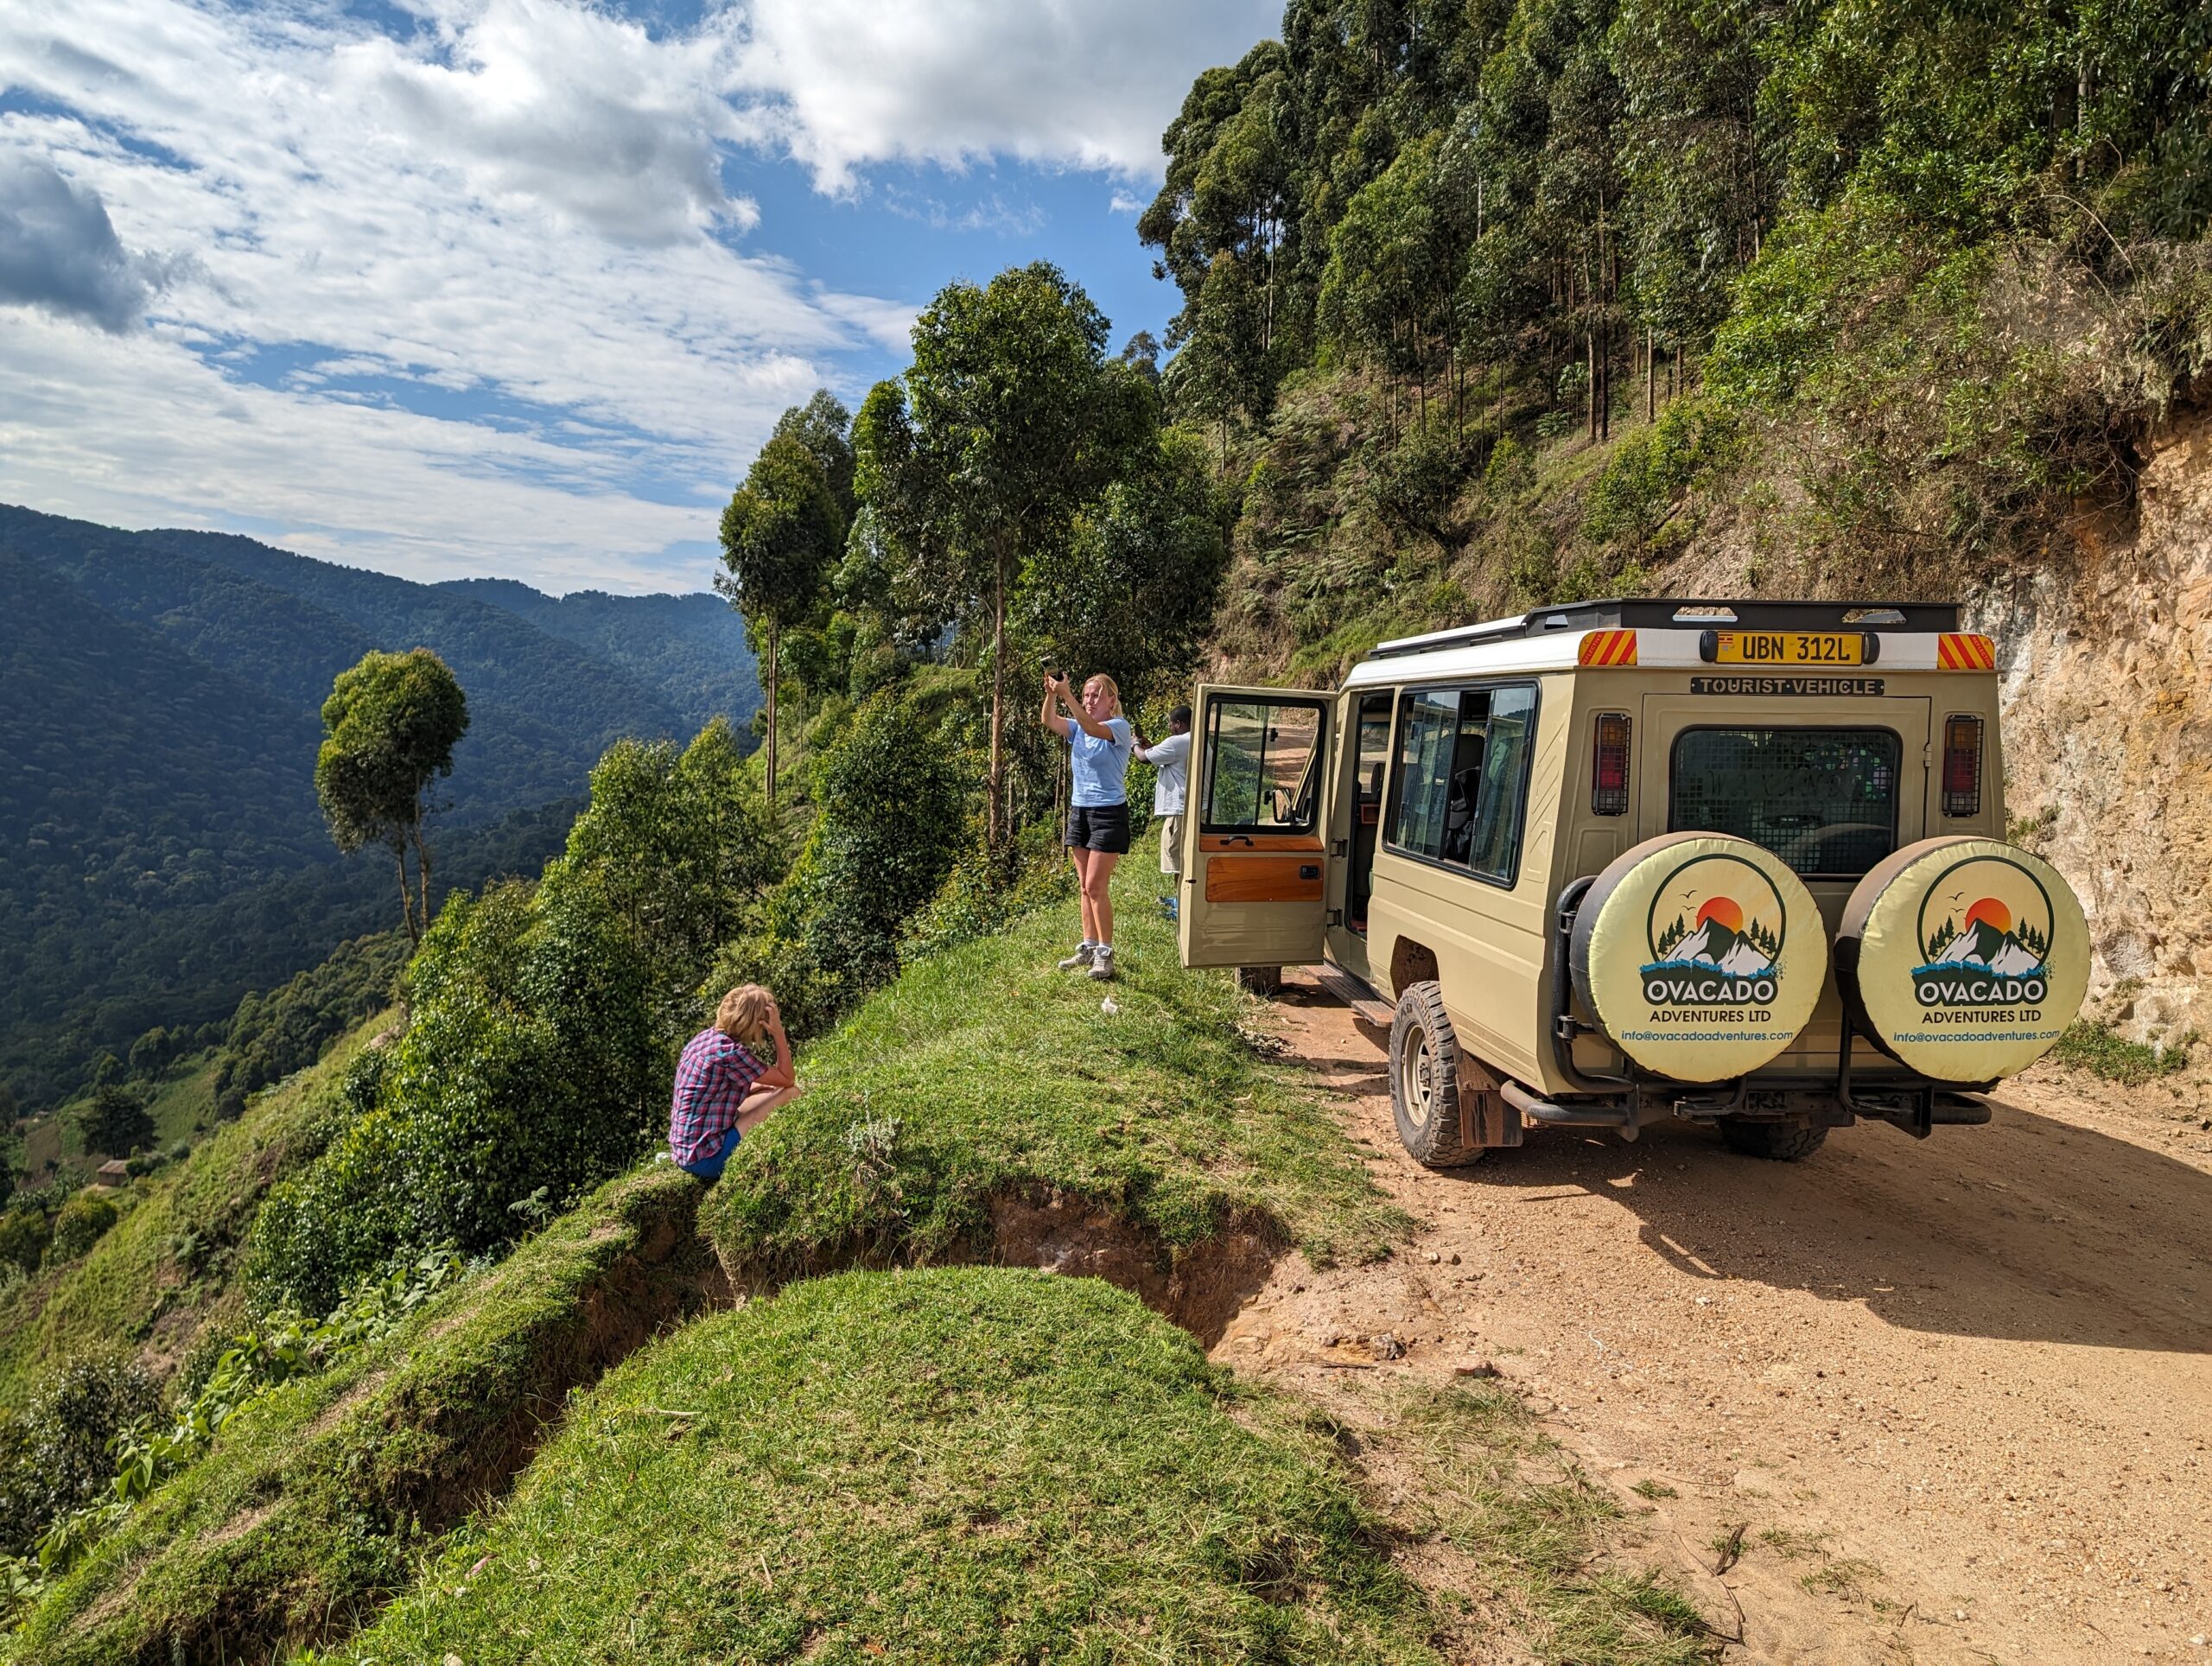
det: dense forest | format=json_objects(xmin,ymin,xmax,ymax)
[
  {"xmin": 0, "ymin": 508, "xmax": 760, "ymax": 1107},
  {"xmin": 1138, "ymin": 0, "xmax": 2210, "ymax": 671}
]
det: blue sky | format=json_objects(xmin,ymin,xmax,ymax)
[{"xmin": 0, "ymin": 0, "xmax": 1274, "ymax": 594}]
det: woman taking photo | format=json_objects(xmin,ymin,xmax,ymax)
[{"xmin": 1040, "ymin": 670, "xmax": 1133, "ymax": 981}]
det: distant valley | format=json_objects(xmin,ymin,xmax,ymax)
[{"xmin": 0, "ymin": 505, "xmax": 757, "ymax": 1107}]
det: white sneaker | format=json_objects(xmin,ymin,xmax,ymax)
[
  {"xmin": 1057, "ymin": 942, "xmax": 1096, "ymax": 972},
  {"xmin": 1088, "ymin": 947, "xmax": 1116, "ymax": 981}
]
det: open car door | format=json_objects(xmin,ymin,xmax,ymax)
[{"xmin": 1178, "ymin": 684, "xmax": 1332, "ymax": 970}]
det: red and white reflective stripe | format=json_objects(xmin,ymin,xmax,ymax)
[
  {"xmin": 1577, "ymin": 629, "xmax": 1638, "ymax": 667},
  {"xmin": 1936, "ymin": 633, "xmax": 1996, "ymax": 670}
]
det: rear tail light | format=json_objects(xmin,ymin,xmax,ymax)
[
  {"xmin": 1592, "ymin": 712, "xmax": 1631, "ymax": 815},
  {"xmin": 1942, "ymin": 715, "xmax": 1983, "ymax": 817}
]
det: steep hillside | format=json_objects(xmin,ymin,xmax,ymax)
[{"xmin": 0, "ymin": 506, "xmax": 760, "ymax": 1106}]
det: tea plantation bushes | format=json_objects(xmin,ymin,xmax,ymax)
[
  {"xmin": 335, "ymin": 1268, "xmax": 1443, "ymax": 1666},
  {"xmin": 245, "ymin": 881, "xmax": 660, "ymax": 1316},
  {"xmin": 10, "ymin": 1167, "xmax": 710, "ymax": 1666}
]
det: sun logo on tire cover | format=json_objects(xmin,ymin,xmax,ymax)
[
  {"xmin": 1641, "ymin": 855, "xmax": 1787, "ymax": 1007},
  {"xmin": 1911, "ymin": 855, "xmax": 2056, "ymax": 1008}
]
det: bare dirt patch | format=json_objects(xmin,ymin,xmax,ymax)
[
  {"xmin": 988, "ymin": 1189, "xmax": 1279, "ymax": 1344},
  {"xmin": 1218, "ymin": 970, "xmax": 2212, "ymax": 1664}
]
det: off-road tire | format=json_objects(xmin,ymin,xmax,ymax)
[
  {"xmin": 1717, "ymin": 1120, "xmax": 1828, "ymax": 1161},
  {"xmin": 1389, "ymin": 981, "xmax": 1484, "ymax": 1168},
  {"xmin": 1236, "ymin": 965, "xmax": 1284, "ymax": 996}
]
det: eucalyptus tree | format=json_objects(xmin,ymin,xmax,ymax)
[
  {"xmin": 315, "ymin": 648, "xmax": 469, "ymax": 948},
  {"xmin": 853, "ymin": 263, "xmax": 1155, "ymax": 849},
  {"xmin": 717, "ymin": 413, "xmax": 847, "ymax": 803}
]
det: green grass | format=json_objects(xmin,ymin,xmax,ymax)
[
  {"xmin": 1387, "ymin": 1385, "xmax": 1719, "ymax": 1666},
  {"xmin": 7, "ymin": 1165, "xmax": 712, "ymax": 1666},
  {"xmin": 329, "ymin": 1267, "xmax": 1444, "ymax": 1666},
  {"xmin": 701, "ymin": 861, "xmax": 1409, "ymax": 1286},
  {"xmin": 0, "ymin": 1017, "xmax": 391, "ymax": 1401},
  {"xmin": 2047, "ymin": 1020, "xmax": 2194, "ymax": 1086}
]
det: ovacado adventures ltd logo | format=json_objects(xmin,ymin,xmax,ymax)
[
  {"xmin": 1639, "ymin": 855, "xmax": 1788, "ymax": 1008},
  {"xmin": 1911, "ymin": 855, "xmax": 2055, "ymax": 1008}
]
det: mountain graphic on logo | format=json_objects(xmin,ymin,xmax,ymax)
[
  {"xmin": 1645, "ymin": 896, "xmax": 1779, "ymax": 976},
  {"xmin": 1918, "ymin": 896, "xmax": 2048, "ymax": 976}
]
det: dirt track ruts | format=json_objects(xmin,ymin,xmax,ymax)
[{"xmin": 1215, "ymin": 970, "xmax": 2212, "ymax": 1663}]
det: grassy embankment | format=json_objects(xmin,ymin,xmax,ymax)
[
  {"xmin": 702, "ymin": 860, "xmax": 1408, "ymax": 1287},
  {"xmin": 0, "ymin": 1017, "xmax": 389, "ymax": 1399},
  {"xmin": 333, "ymin": 1267, "xmax": 1444, "ymax": 1664},
  {"xmin": 16, "ymin": 867, "xmax": 1718, "ymax": 1663},
  {"xmin": 8, "ymin": 1165, "xmax": 711, "ymax": 1666}
]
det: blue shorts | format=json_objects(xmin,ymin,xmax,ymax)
[{"xmin": 678, "ymin": 1125, "xmax": 740, "ymax": 1180}]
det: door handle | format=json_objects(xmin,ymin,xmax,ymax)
[
  {"xmin": 1222, "ymin": 835, "xmax": 1254, "ymax": 848},
  {"xmin": 1299, "ymin": 864, "xmax": 1320, "ymax": 881}
]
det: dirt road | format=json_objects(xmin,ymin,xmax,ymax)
[{"xmin": 1216, "ymin": 971, "xmax": 2212, "ymax": 1664}]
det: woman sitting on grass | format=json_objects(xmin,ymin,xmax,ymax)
[
  {"xmin": 669, "ymin": 984, "xmax": 802, "ymax": 1181},
  {"xmin": 1040, "ymin": 669, "xmax": 1134, "ymax": 981}
]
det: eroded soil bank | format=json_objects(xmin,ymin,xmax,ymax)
[{"xmin": 1220, "ymin": 972, "xmax": 2212, "ymax": 1665}]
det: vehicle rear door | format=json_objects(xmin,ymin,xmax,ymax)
[{"xmin": 1178, "ymin": 684, "xmax": 1332, "ymax": 970}]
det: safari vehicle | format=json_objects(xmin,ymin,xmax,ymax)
[{"xmin": 1178, "ymin": 599, "xmax": 2091, "ymax": 1167}]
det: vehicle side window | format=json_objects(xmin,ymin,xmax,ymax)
[
  {"xmin": 1202, "ymin": 697, "xmax": 1325, "ymax": 833},
  {"xmin": 1387, "ymin": 684, "xmax": 1538, "ymax": 886}
]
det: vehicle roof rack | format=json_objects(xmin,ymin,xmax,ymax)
[{"xmin": 1366, "ymin": 597, "xmax": 1961, "ymax": 660}]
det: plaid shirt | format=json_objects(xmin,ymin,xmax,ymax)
[{"xmin": 669, "ymin": 1027, "xmax": 769, "ymax": 1166}]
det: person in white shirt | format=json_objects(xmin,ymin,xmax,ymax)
[{"xmin": 1134, "ymin": 705, "xmax": 1192, "ymax": 920}]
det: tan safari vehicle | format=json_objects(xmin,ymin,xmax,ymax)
[{"xmin": 1178, "ymin": 599, "xmax": 2091, "ymax": 1167}]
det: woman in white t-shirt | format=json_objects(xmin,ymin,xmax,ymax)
[{"xmin": 1134, "ymin": 705, "xmax": 1192, "ymax": 919}]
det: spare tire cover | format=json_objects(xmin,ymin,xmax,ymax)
[
  {"xmin": 1570, "ymin": 832, "xmax": 1828, "ymax": 1082},
  {"xmin": 1836, "ymin": 836, "xmax": 2089, "ymax": 1082}
]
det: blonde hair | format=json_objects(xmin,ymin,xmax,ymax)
[
  {"xmin": 1084, "ymin": 673, "xmax": 1122, "ymax": 715},
  {"xmin": 714, "ymin": 984, "xmax": 773, "ymax": 1047}
]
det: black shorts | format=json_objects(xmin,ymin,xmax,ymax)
[{"xmin": 1065, "ymin": 803, "xmax": 1131, "ymax": 854}]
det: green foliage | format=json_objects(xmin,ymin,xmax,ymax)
[
  {"xmin": 44, "ymin": 1192, "xmax": 119, "ymax": 1264},
  {"xmin": 0, "ymin": 1347, "xmax": 157, "ymax": 1560},
  {"xmin": 315, "ymin": 647, "xmax": 471, "ymax": 944},
  {"xmin": 701, "ymin": 859, "xmax": 1408, "ymax": 1285},
  {"xmin": 213, "ymin": 932, "xmax": 407, "ymax": 1111},
  {"xmin": 549, "ymin": 719, "xmax": 783, "ymax": 1039},
  {"xmin": 709, "ymin": 685, "xmax": 971, "ymax": 1036},
  {"xmin": 26, "ymin": 1249, "xmax": 465, "ymax": 1589},
  {"xmin": 67, "ymin": 1085, "xmax": 153, "ymax": 1160},
  {"xmin": 9, "ymin": 1167, "xmax": 709, "ymax": 1666},
  {"xmin": 333, "ymin": 1269, "xmax": 1444, "ymax": 1665},
  {"xmin": 0, "ymin": 502, "xmax": 747, "ymax": 1109},
  {"xmin": 2048, "ymin": 1021, "xmax": 2194, "ymax": 1085},
  {"xmin": 854, "ymin": 261, "xmax": 1158, "ymax": 844},
  {"xmin": 244, "ymin": 878, "xmax": 658, "ymax": 1318},
  {"xmin": 0, "ymin": 1211, "xmax": 50, "ymax": 1279}
]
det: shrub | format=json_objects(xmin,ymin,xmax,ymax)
[
  {"xmin": 46, "ymin": 1192, "xmax": 118, "ymax": 1263},
  {"xmin": 0, "ymin": 1348, "xmax": 157, "ymax": 1557},
  {"xmin": 0, "ymin": 1208, "xmax": 50, "ymax": 1276},
  {"xmin": 243, "ymin": 881, "xmax": 660, "ymax": 1316},
  {"xmin": 68, "ymin": 1084, "xmax": 153, "ymax": 1159}
]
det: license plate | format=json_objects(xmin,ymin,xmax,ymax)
[{"xmin": 1711, "ymin": 631, "xmax": 1864, "ymax": 666}]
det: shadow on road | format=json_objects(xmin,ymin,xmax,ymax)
[{"xmin": 1279, "ymin": 986, "xmax": 2212, "ymax": 1355}]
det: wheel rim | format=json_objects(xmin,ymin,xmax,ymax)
[{"xmin": 1402, "ymin": 1025, "xmax": 1434, "ymax": 1129}]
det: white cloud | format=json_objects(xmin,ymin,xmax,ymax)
[
  {"xmin": 0, "ymin": 0, "xmax": 1272, "ymax": 588},
  {"xmin": 728, "ymin": 0, "xmax": 1280, "ymax": 191}
]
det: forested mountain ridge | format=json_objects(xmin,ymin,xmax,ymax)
[{"xmin": 0, "ymin": 506, "xmax": 758, "ymax": 1108}]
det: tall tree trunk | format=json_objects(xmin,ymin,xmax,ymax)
[
  {"xmin": 1586, "ymin": 327, "xmax": 1597, "ymax": 442},
  {"xmin": 988, "ymin": 553, "xmax": 1007, "ymax": 850},
  {"xmin": 411, "ymin": 801, "xmax": 434, "ymax": 939},
  {"xmin": 765, "ymin": 621, "xmax": 779, "ymax": 804},
  {"xmin": 395, "ymin": 843, "xmax": 419, "ymax": 950},
  {"xmin": 1646, "ymin": 327, "xmax": 1656, "ymax": 424}
]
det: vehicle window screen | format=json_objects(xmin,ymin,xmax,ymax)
[
  {"xmin": 1388, "ymin": 684, "xmax": 1538, "ymax": 885},
  {"xmin": 1202, "ymin": 697, "xmax": 1324, "ymax": 832},
  {"xmin": 1670, "ymin": 728, "xmax": 1902, "ymax": 877}
]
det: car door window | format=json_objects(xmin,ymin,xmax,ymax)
[
  {"xmin": 1388, "ymin": 684, "xmax": 1538, "ymax": 887},
  {"xmin": 1202, "ymin": 697, "xmax": 1325, "ymax": 833}
]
